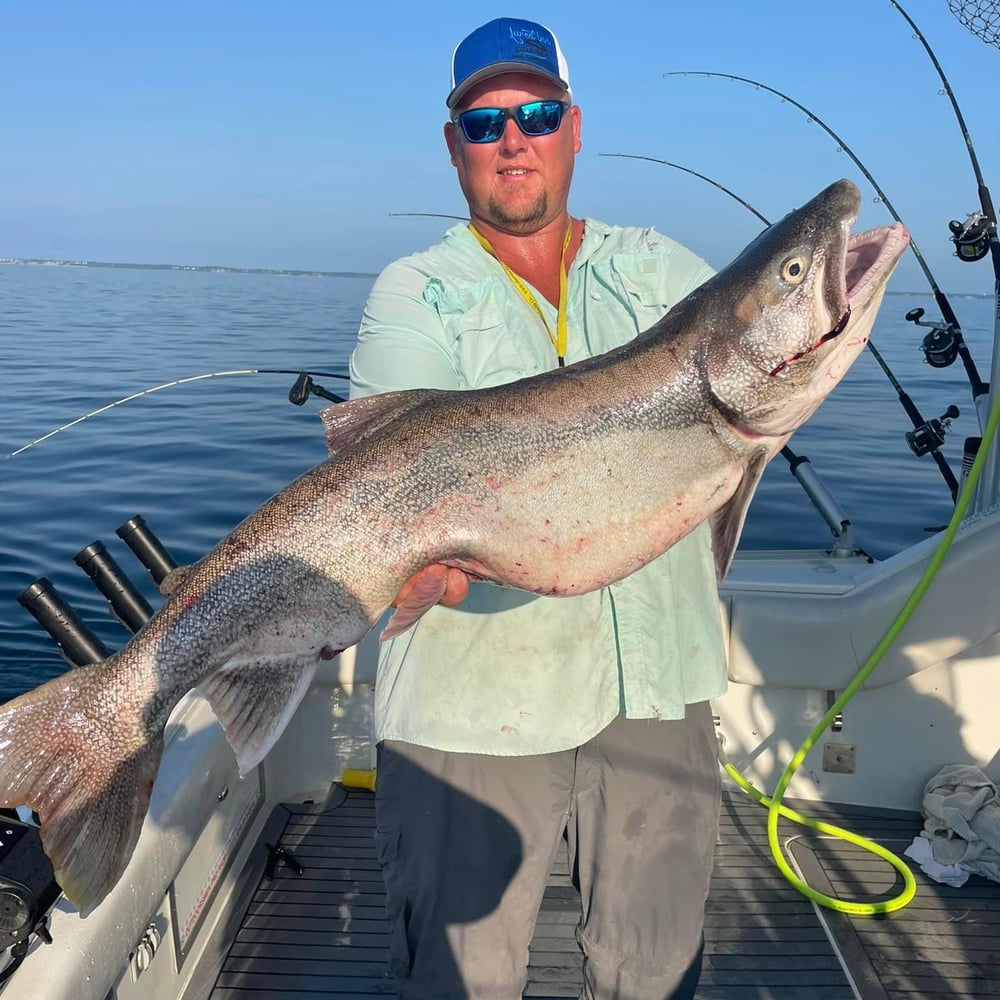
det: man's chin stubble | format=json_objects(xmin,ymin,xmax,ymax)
[{"xmin": 487, "ymin": 192, "xmax": 548, "ymax": 230}]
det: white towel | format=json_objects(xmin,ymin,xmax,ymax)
[
  {"xmin": 904, "ymin": 834, "xmax": 970, "ymax": 887},
  {"xmin": 919, "ymin": 764, "xmax": 1000, "ymax": 883}
]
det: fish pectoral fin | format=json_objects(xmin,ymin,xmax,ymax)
[
  {"xmin": 200, "ymin": 655, "xmax": 321, "ymax": 775},
  {"xmin": 379, "ymin": 569, "xmax": 450, "ymax": 641},
  {"xmin": 711, "ymin": 447, "xmax": 769, "ymax": 580},
  {"xmin": 319, "ymin": 388, "xmax": 441, "ymax": 456},
  {"xmin": 0, "ymin": 665, "xmax": 163, "ymax": 913}
]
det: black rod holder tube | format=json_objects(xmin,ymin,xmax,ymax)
[
  {"xmin": 115, "ymin": 516, "xmax": 177, "ymax": 586},
  {"xmin": 17, "ymin": 578, "xmax": 110, "ymax": 668},
  {"xmin": 74, "ymin": 541, "xmax": 153, "ymax": 633}
]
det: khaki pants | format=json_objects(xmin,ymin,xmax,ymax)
[{"xmin": 374, "ymin": 703, "xmax": 720, "ymax": 1000}]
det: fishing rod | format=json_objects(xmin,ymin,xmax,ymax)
[
  {"xmin": 388, "ymin": 212, "xmax": 469, "ymax": 221},
  {"xmin": 663, "ymin": 70, "xmax": 989, "ymax": 411},
  {"xmin": 597, "ymin": 154, "xmax": 769, "ymax": 226},
  {"xmin": 7, "ymin": 368, "xmax": 349, "ymax": 458},
  {"xmin": 891, "ymin": 1, "xmax": 999, "ymax": 277},
  {"xmin": 892, "ymin": 0, "xmax": 1000, "ymax": 508},
  {"xmin": 600, "ymin": 152, "xmax": 963, "ymax": 501}
]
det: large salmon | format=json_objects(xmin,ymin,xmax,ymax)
[{"xmin": 0, "ymin": 179, "xmax": 907, "ymax": 910}]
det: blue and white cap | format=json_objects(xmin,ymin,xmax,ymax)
[{"xmin": 447, "ymin": 18, "xmax": 571, "ymax": 109}]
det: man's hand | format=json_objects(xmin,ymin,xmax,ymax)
[{"xmin": 392, "ymin": 564, "xmax": 471, "ymax": 609}]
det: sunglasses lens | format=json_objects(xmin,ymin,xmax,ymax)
[
  {"xmin": 516, "ymin": 101, "xmax": 565, "ymax": 136},
  {"xmin": 457, "ymin": 102, "xmax": 568, "ymax": 143},
  {"xmin": 459, "ymin": 108, "xmax": 506, "ymax": 143}
]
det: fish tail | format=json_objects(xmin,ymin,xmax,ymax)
[{"xmin": 0, "ymin": 667, "xmax": 163, "ymax": 912}]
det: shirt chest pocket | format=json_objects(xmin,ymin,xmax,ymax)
[
  {"xmin": 579, "ymin": 254, "xmax": 675, "ymax": 355},
  {"xmin": 608, "ymin": 253, "xmax": 675, "ymax": 316},
  {"xmin": 429, "ymin": 279, "xmax": 547, "ymax": 388}
]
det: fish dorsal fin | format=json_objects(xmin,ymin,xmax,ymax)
[
  {"xmin": 380, "ymin": 568, "xmax": 450, "ymax": 641},
  {"xmin": 710, "ymin": 447, "xmax": 769, "ymax": 580},
  {"xmin": 199, "ymin": 654, "xmax": 321, "ymax": 775},
  {"xmin": 319, "ymin": 388, "xmax": 440, "ymax": 456}
]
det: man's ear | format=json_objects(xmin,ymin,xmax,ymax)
[
  {"xmin": 444, "ymin": 120, "xmax": 460, "ymax": 165},
  {"xmin": 570, "ymin": 104, "xmax": 582, "ymax": 154}
]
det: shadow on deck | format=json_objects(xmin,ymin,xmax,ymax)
[{"xmin": 205, "ymin": 785, "xmax": 1000, "ymax": 999}]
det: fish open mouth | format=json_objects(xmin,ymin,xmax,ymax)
[
  {"xmin": 845, "ymin": 222, "xmax": 910, "ymax": 306},
  {"xmin": 768, "ymin": 221, "xmax": 909, "ymax": 377}
]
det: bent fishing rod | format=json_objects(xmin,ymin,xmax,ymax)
[
  {"xmin": 663, "ymin": 70, "xmax": 989, "ymax": 413},
  {"xmin": 388, "ymin": 212, "xmax": 468, "ymax": 221},
  {"xmin": 7, "ymin": 368, "xmax": 349, "ymax": 458},
  {"xmin": 892, "ymin": 0, "xmax": 1000, "ymax": 508},
  {"xmin": 599, "ymin": 152, "xmax": 962, "ymax": 502},
  {"xmin": 891, "ymin": 1, "xmax": 999, "ymax": 280}
]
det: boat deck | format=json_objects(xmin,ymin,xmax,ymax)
[{"xmin": 204, "ymin": 783, "xmax": 1000, "ymax": 1000}]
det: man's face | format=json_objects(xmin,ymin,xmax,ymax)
[{"xmin": 445, "ymin": 72, "xmax": 582, "ymax": 235}]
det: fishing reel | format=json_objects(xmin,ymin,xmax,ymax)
[
  {"xmin": 288, "ymin": 372, "xmax": 346, "ymax": 406},
  {"xmin": 0, "ymin": 810, "xmax": 60, "ymax": 982},
  {"xmin": 905, "ymin": 308, "xmax": 962, "ymax": 369},
  {"xmin": 949, "ymin": 212, "xmax": 991, "ymax": 263},
  {"xmin": 906, "ymin": 404, "xmax": 960, "ymax": 458}
]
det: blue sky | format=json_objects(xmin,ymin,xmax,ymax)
[{"xmin": 3, "ymin": 1, "xmax": 998, "ymax": 293}]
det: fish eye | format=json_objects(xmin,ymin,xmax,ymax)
[{"xmin": 781, "ymin": 256, "xmax": 808, "ymax": 284}]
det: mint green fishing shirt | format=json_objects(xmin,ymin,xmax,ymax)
[{"xmin": 350, "ymin": 219, "xmax": 728, "ymax": 755}]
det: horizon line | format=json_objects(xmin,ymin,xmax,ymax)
[{"xmin": 0, "ymin": 256, "xmax": 377, "ymax": 279}]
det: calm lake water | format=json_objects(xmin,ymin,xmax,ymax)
[{"xmin": 0, "ymin": 263, "xmax": 994, "ymax": 701}]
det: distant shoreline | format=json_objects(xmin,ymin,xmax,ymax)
[
  {"xmin": 0, "ymin": 257, "xmax": 991, "ymax": 298},
  {"xmin": 0, "ymin": 257, "xmax": 377, "ymax": 279}
]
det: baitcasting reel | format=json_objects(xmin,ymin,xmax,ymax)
[
  {"xmin": 905, "ymin": 307, "xmax": 962, "ymax": 368},
  {"xmin": 906, "ymin": 404, "xmax": 960, "ymax": 457},
  {"xmin": 949, "ymin": 212, "xmax": 992, "ymax": 263}
]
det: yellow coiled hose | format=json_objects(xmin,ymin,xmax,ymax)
[{"xmin": 725, "ymin": 368, "xmax": 1000, "ymax": 915}]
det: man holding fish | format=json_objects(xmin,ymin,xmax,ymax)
[
  {"xmin": 0, "ymin": 11, "xmax": 907, "ymax": 989},
  {"xmin": 350, "ymin": 17, "xmax": 727, "ymax": 999}
]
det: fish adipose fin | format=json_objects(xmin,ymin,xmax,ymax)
[
  {"xmin": 711, "ymin": 447, "xmax": 769, "ymax": 580},
  {"xmin": 199, "ymin": 655, "xmax": 321, "ymax": 775},
  {"xmin": 380, "ymin": 568, "xmax": 450, "ymax": 641},
  {"xmin": 159, "ymin": 561, "xmax": 198, "ymax": 597},
  {"xmin": 318, "ymin": 388, "xmax": 440, "ymax": 456},
  {"xmin": 0, "ymin": 665, "xmax": 163, "ymax": 912}
]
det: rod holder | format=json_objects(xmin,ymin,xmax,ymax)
[
  {"xmin": 783, "ymin": 449, "xmax": 855, "ymax": 555},
  {"xmin": 17, "ymin": 578, "xmax": 110, "ymax": 667},
  {"xmin": 74, "ymin": 541, "xmax": 153, "ymax": 633},
  {"xmin": 116, "ymin": 516, "xmax": 177, "ymax": 586}
]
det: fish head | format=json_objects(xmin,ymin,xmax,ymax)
[{"xmin": 698, "ymin": 178, "xmax": 909, "ymax": 441}]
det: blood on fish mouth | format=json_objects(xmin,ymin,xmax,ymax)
[
  {"xmin": 768, "ymin": 307, "xmax": 852, "ymax": 378},
  {"xmin": 766, "ymin": 221, "xmax": 905, "ymax": 379}
]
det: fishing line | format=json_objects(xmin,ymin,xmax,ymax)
[
  {"xmin": 7, "ymin": 368, "xmax": 349, "ymax": 458},
  {"xmin": 599, "ymin": 152, "xmax": 962, "ymax": 501}
]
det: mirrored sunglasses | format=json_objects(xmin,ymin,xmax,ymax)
[{"xmin": 454, "ymin": 100, "xmax": 570, "ymax": 144}]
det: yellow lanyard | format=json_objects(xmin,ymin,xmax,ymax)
[{"xmin": 468, "ymin": 221, "xmax": 572, "ymax": 367}]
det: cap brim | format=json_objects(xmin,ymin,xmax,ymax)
[{"xmin": 446, "ymin": 64, "xmax": 570, "ymax": 109}]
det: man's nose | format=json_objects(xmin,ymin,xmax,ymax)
[{"xmin": 498, "ymin": 116, "xmax": 527, "ymax": 153}]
